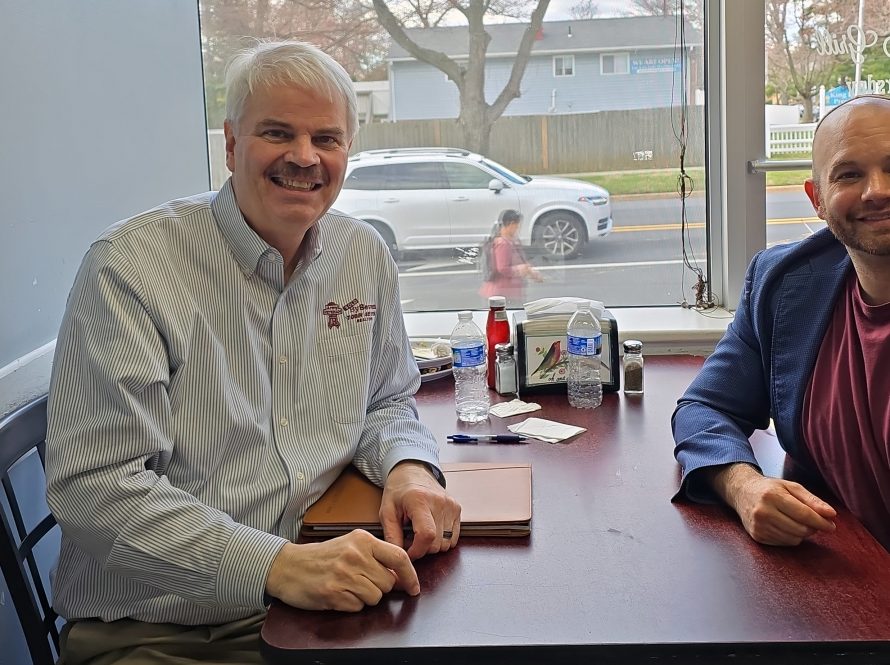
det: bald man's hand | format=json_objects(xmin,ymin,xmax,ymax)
[
  {"xmin": 707, "ymin": 463, "xmax": 837, "ymax": 546},
  {"xmin": 265, "ymin": 532, "xmax": 420, "ymax": 612}
]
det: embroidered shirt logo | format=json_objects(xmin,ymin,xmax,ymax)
[
  {"xmin": 323, "ymin": 302, "xmax": 344, "ymax": 329},
  {"xmin": 323, "ymin": 299, "xmax": 377, "ymax": 328},
  {"xmin": 343, "ymin": 298, "xmax": 377, "ymax": 323}
]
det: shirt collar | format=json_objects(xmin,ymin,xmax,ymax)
[
  {"xmin": 211, "ymin": 179, "xmax": 272, "ymax": 276},
  {"xmin": 211, "ymin": 178, "xmax": 325, "ymax": 276}
]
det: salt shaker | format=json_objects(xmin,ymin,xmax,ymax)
[
  {"xmin": 622, "ymin": 340, "xmax": 644, "ymax": 395},
  {"xmin": 494, "ymin": 342, "xmax": 517, "ymax": 395}
]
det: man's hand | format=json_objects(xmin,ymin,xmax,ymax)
[
  {"xmin": 708, "ymin": 463, "xmax": 837, "ymax": 546},
  {"xmin": 380, "ymin": 461, "xmax": 462, "ymax": 560},
  {"xmin": 265, "ymin": 532, "xmax": 419, "ymax": 612}
]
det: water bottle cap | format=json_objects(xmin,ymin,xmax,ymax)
[
  {"xmin": 457, "ymin": 310, "xmax": 474, "ymax": 321},
  {"xmin": 488, "ymin": 296, "xmax": 506, "ymax": 308}
]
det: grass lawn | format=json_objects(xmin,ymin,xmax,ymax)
[
  {"xmin": 575, "ymin": 164, "xmax": 812, "ymax": 196},
  {"xmin": 578, "ymin": 169, "xmax": 705, "ymax": 197}
]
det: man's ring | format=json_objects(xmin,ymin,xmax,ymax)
[{"xmin": 442, "ymin": 530, "xmax": 453, "ymax": 539}]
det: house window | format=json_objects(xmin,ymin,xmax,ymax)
[
  {"xmin": 553, "ymin": 55, "xmax": 574, "ymax": 77},
  {"xmin": 601, "ymin": 52, "xmax": 629, "ymax": 75}
]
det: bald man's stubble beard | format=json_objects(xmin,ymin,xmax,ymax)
[{"xmin": 825, "ymin": 214, "xmax": 890, "ymax": 257}]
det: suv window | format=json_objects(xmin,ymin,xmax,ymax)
[
  {"xmin": 443, "ymin": 162, "xmax": 493, "ymax": 189},
  {"xmin": 343, "ymin": 165, "xmax": 386, "ymax": 190},
  {"xmin": 381, "ymin": 162, "xmax": 446, "ymax": 190}
]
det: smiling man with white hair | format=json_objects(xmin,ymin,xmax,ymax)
[
  {"xmin": 46, "ymin": 40, "xmax": 460, "ymax": 664},
  {"xmin": 673, "ymin": 94, "xmax": 890, "ymax": 551}
]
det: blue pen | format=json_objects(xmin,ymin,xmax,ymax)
[{"xmin": 447, "ymin": 433, "xmax": 528, "ymax": 444}]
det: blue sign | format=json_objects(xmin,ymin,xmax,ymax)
[
  {"xmin": 825, "ymin": 85, "xmax": 851, "ymax": 107},
  {"xmin": 630, "ymin": 56, "xmax": 681, "ymax": 74}
]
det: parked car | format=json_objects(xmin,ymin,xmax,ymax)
[{"xmin": 331, "ymin": 147, "xmax": 612, "ymax": 260}]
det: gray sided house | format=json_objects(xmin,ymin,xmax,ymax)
[{"xmin": 387, "ymin": 16, "xmax": 703, "ymax": 121}]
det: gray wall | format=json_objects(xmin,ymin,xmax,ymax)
[
  {"xmin": 0, "ymin": 2, "xmax": 208, "ymax": 661},
  {"xmin": 0, "ymin": 0, "xmax": 209, "ymax": 380}
]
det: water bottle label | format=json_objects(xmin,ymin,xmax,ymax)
[
  {"xmin": 567, "ymin": 334, "xmax": 601, "ymax": 356},
  {"xmin": 452, "ymin": 344, "xmax": 485, "ymax": 367}
]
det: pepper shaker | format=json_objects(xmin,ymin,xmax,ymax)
[{"xmin": 622, "ymin": 340, "xmax": 644, "ymax": 395}]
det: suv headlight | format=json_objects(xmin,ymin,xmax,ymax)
[{"xmin": 579, "ymin": 194, "xmax": 608, "ymax": 205}]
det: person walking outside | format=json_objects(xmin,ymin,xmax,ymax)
[{"xmin": 479, "ymin": 209, "xmax": 542, "ymax": 305}]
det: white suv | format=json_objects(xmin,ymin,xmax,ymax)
[{"xmin": 332, "ymin": 148, "xmax": 612, "ymax": 260}]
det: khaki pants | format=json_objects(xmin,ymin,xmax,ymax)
[{"xmin": 58, "ymin": 613, "xmax": 266, "ymax": 665}]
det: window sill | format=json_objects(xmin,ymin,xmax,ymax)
[
  {"xmin": 2, "ymin": 308, "xmax": 733, "ymax": 415},
  {"xmin": 404, "ymin": 306, "xmax": 732, "ymax": 356}
]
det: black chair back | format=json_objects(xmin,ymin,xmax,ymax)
[{"xmin": 0, "ymin": 395, "xmax": 59, "ymax": 665}]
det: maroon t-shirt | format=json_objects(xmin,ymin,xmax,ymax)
[{"xmin": 802, "ymin": 271, "xmax": 890, "ymax": 550}]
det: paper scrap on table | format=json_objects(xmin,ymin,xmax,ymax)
[
  {"xmin": 489, "ymin": 399, "xmax": 542, "ymax": 418},
  {"xmin": 507, "ymin": 417, "xmax": 586, "ymax": 443}
]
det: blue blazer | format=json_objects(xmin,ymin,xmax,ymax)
[{"xmin": 673, "ymin": 227, "xmax": 852, "ymax": 500}]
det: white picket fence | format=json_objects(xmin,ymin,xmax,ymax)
[{"xmin": 766, "ymin": 123, "xmax": 816, "ymax": 158}]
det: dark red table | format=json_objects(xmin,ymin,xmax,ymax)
[{"xmin": 261, "ymin": 355, "xmax": 890, "ymax": 664}]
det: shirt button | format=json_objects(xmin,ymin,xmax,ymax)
[
  {"xmin": 279, "ymin": 417, "xmax": 289, "ymax": 427},
  {"xmin": 278, "ymin": 355, "xmax": 288, "ymax": 364},
  {"xmin": 296, "ymin": 472, "xmax": 305, "ymax": 481}
]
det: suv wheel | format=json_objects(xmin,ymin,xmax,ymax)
[
  {"xmin": 533, "ymin": 212, "xmax": 586, "ymax": 260},
  {"xmin": 367, "ymin": 221, "xmax": 400, "ymax": 261}
]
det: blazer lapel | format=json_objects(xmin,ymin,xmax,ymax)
[{"xmin": 771, "ymin": 248, "xmax": 851, "ymax": 459}]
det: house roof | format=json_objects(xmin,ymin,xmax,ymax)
[{"xmin": 387, "ymin": 16, "xmax": 702, "ymax": 61}]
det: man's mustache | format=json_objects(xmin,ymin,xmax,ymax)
[{"xmin": 269, "ymin": 164, "xmax": 325, "ymax": 181}]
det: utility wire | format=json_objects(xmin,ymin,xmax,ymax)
[{"xmin": 672, "ymin": 0, "xmax": 716, "ymax": 309}]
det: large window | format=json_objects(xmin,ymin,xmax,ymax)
[
  {"xmin": 199, "ymin": 1, "xmax": 709, "ymax": 312},
  {"xmin": 760, "ymin": 0, "xmax": 890, "ymax": 251}
]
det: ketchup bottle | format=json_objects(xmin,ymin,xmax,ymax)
[{"xmin": 486, "ymin": 296, "xmax": 510, "ymax": 389}]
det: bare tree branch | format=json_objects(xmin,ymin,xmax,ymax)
[
  {"xmin": 371, "ymin": 0, "xmax": 550, "ymax": 152},
  {"xmin": 371, "ymin": 0, "xmax": 465, "ymax": 82}
]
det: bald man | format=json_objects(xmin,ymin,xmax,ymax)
[{"xmin": 672, "ymin": 94, "xmax": 890, "ymax": 550}]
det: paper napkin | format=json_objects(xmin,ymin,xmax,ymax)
[
  {"xmin": 507, "ymin": 417, "xmax": 586, "ymax": 443},
  {"xmin": 523, "ymin": 297, "xmax": 604, "ymax": 319},
  {"xmin": 489, "ymin": 399, "xmax": 542, "ymax": 418}
]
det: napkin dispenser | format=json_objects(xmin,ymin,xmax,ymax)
[{"xmin": 512, "ymin": 310, "xmax": 620, "ymax": 394}]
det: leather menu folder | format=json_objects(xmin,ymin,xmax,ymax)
[{"xmin": 301, "ymin": 462, "xmax": 532, "ymax": 538}]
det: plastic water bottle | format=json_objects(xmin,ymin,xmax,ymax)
[
  {"xmin": 450, "ymin": 311, "xmax": 490, "ymax": 422},
  {"xmin": 566, "ymin": 300, "xmax": 603, "ymax": 409}
]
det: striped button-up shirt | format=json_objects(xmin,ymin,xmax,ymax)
[{"xmin": 46, "ymin": 180, "xmax": 439, "ymax": 625}]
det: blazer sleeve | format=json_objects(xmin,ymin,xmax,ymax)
[{"xmin": 672, "ymin": 251, "xmax": 773, "ymax": 502}]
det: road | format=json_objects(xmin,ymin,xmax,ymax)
[{"xmin": 397, "ymin": 188, "xmax": 825, "ymax": 311}]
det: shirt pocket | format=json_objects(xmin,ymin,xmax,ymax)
[{"xmin": 318, "ymin": 333, "xmax": 372, "ymax": 424}]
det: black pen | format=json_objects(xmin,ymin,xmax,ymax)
[{"xmin": 447, "ymin": 434, "xmax": 528, "ymax": 444}]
